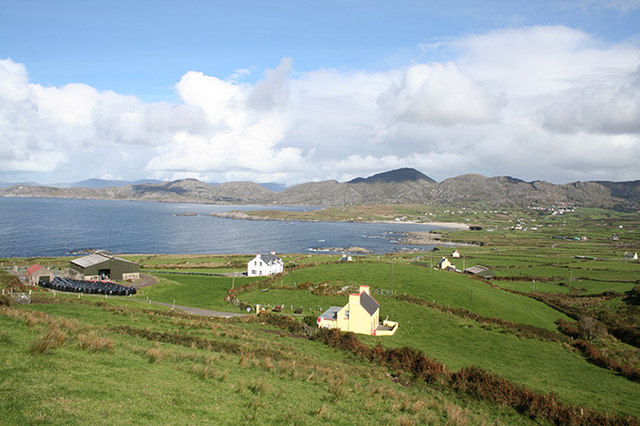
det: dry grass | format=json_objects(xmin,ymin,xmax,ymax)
[
  {"xmin": 77, "ymin": 332, "xmax": 114, "ymax": 352},
  {"xmin": 30, "ymin": 327, "xmax": 67, "ymax": 355},
  {"xmin": 144, "ymin": 346, "xmax": 165, "ymax": 363}
]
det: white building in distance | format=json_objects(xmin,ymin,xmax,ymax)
[{"xmin": 247, "ymin": 252, "xmax": 284, "ymax": 277}]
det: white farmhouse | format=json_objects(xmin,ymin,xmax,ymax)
[{"xmin": 247, "ymin": 252, "xmax": 284, "ymax": 277}]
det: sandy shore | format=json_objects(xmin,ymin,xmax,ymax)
[{"xmin": 373, "ymin": 220, "xmax": 470, "ymax": 230}]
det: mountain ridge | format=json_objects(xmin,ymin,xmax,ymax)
[{"xmin": 1, "ymin": 168, "xmax": 638, "ymax": 208}]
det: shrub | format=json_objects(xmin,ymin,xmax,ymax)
[{"xmin": 577, "ymin": 316, "xmax": 606, "ymax": 342}]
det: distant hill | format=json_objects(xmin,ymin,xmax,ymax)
[
  {"xmin": 259, "ymin": 182, "xmax": 288, "ymax": 192},
  {"xmin": 61, "ymin": 178, "xmax": 165, "ymax": 188},
  {"xmin": 1, "ymin": 168, "xmax": 639, "ymax": 208},
  {"xmin": 348, "ymin": 168, "xmax": 437, "ymax": 184},
  {"xmin": 0, "ymin": 181, "xmax": 39, "ymax": 188}
]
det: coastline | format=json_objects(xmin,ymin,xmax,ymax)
[
  {"xmin": 373, "ymin": 220, "xmax": 470, "ymax": 231},
  {"xmin": 208, "ymin": 211, "xmax": 470, "ymax": 231}
]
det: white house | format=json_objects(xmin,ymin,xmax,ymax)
[{"xmin": 247, "ymin": 252, "xmax": 284, "ymax": 277}]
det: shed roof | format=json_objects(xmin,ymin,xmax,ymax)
[
  {"xmin": 71, "ymin": 253, "xmax": 136, "ymax": 268},
  {"xmin": 26, "ymin": 264, "xmax": 42, "ymax": 275},
  {"xmin": 465, "ymin": 265, "xmax": 494, "ymax": 275},
  {"xmin": 319, "ymin": 306, "xmax": 341, "ymax": 320}
]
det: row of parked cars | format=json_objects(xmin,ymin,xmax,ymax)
[{"xmin": 40, "ymin": 277, "xmax": 137, "ymax": 296}]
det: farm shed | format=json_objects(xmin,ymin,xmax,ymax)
[
  {"xmin": 26, "ymin": 264, "xmax": 55, "ymax": 285},
  {"xmin": 464, "ymin": 265, "xmax": 495, "ymax": 278},
  {"xmin": 70, "ymin": 254, "xmax": 139, "ymax": 281}
]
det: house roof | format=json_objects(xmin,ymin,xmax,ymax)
[
  {"xmin": 256, "ymin": 253, "xmax": 281, "ymax": 265},
  {"xmin": 26, "ymin": 264, "xmax": 42, "ymax": 275},
  {"xmin": 360, "ymin": 291, "xmax": 379, "ymax": 316},
  {"xmin": 319, "ymin": 306, "xmax": 342, "ymax": 320}
]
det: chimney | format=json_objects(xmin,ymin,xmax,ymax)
[{"xmin": 360, "ymin": 285, "xmax": 370, "ymax": 295}]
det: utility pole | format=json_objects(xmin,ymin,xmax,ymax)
[
  {"xmin": 569, "ymin": 270, "xmax": 573, "ymax": 289},
  {"xmin": 390, "ymin": 263, "xmax": 394, "ymax": 294}
]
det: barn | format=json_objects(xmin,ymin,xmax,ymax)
[
  {"xmin": 70, "ymin": 253, "xmax": 140, "ymax": 281},
  {"xmin": 26, "ymin": 264, "xmax": 55, "ymax": 285}
]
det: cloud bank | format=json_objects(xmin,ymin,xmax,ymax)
[{"xmin": 1, "ymin": 25, "xmax": 639, "ymax": 185}]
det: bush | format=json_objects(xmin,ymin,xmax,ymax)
[
  {"xmin": 0, "ymin": 294, "xmax": 12, "ymax": 307},
  {"xmin": 577, "ymin": 316, "xmax": 606, "ymax": 342}
]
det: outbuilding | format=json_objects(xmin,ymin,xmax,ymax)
[
  {"xmin": 464, "ymin": 265, "xmax": 495, "ymax": 278},
  {"xmin": 70, "ymin": 253, "xmax": 140, "ymax": 281},
  {"xmin": 26, "ymin": 264, "xmax": 55, "ymax": 285}
]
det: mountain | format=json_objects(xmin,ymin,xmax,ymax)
[
  {"xmin": 348, "ymin": 168, "xmax": 437, "ymax": 184},
  {"xmin": 1, "ymin": 168, "xmax": 639, "ymax": 208},
  {"xmin": 259, "ymin": 182, "xmax": 288, "ymax": 192}
]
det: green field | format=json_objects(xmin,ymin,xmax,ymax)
[{"xmin": 2, "ymin": 205, "xmax": 639, "ymax": 423}]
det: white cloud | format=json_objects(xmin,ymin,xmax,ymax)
[
  {"xmin": 378, "ymin": 62, "xmax": 500, "ymax": 125},
  {"xmin": 538, "ymin": 67, "xmax": 640, "ymax": 134},
  {"xmin": 447, "ymin": 26, "xmax": 639, "ymax": 96},
  {"xmin": 1, "ymin": 24, "xmax": 640, "ymax": 185},
  {"xmin": 248, "ymin": 57, "xmax": 292, "ymax": 110}
]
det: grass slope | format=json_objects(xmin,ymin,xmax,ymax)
[
  {"xmin": 272, "ymin": 262, "xmax": 570, "ymax": 330},
  {"xmin": 0, "ymin": 297, "xmax": 531, "ymax": 424}
]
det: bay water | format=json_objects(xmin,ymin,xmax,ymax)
[{"xmin": 0, "ymin": 197, "xmax": 441, "ymax": 257}]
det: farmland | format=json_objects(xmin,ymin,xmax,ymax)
[{"xmin": 1, "ymin": 205, "xmax": 639, "ymax": 423}]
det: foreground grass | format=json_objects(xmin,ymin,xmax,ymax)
[{"xmin": 0, "ymin": 297, "xmax": 532, "ymax": 424}]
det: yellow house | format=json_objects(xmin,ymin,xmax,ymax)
[
  {"xmin": 317, "ymin": 285, "xmax": 398, "ymax": 336},
  {"xmin": 438, "ymin": 257, "xmax": 453, "ymax": 270}
]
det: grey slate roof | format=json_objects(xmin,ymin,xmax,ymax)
[
  {"xmin": 319, "ymin": 306, "xmax": 341, "ymax": 320},
  {"xmin": 258, "ymin": 253, "xmax": 281, "ymax": 265},
  {"xmin": 360, "ymin": 291, "xmax": 379, "ymax": 316}
]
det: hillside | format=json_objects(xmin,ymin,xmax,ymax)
[{"xmin": 1, "ymin": 168, "xmax": 639, "ymax": 207}]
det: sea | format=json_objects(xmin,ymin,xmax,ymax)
[{"xmin": 0, "ymin": 197, "xmax": 442, "ymax": 258}]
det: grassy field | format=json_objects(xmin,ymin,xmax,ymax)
[
  {"xmin": 254, "ymin": 262, "xmax": 570, "ymax": 330},
  {"xmin": 1, "ymin": 204, "xmax": 639, "ymax": 423},
  {"xmin": 1, "ymin": 294, "xmax": 534, "ymax": 424},
  {"xmin": 133, "ymin": 273, "xmax": 261, "ymax": 311}
]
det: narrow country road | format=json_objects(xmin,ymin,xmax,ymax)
[{"xmin": 142, "ymin": 300, "xmax": 249, "ymax": 318}]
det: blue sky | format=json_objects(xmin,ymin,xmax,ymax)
[{"xmin": 1, "ymin": 0, "xmax": 639, "ymax": 185}]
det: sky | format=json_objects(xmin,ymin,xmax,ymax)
[{"xmin": 1, "ymin": 0, "xmax": 639, "ymax": 186}]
